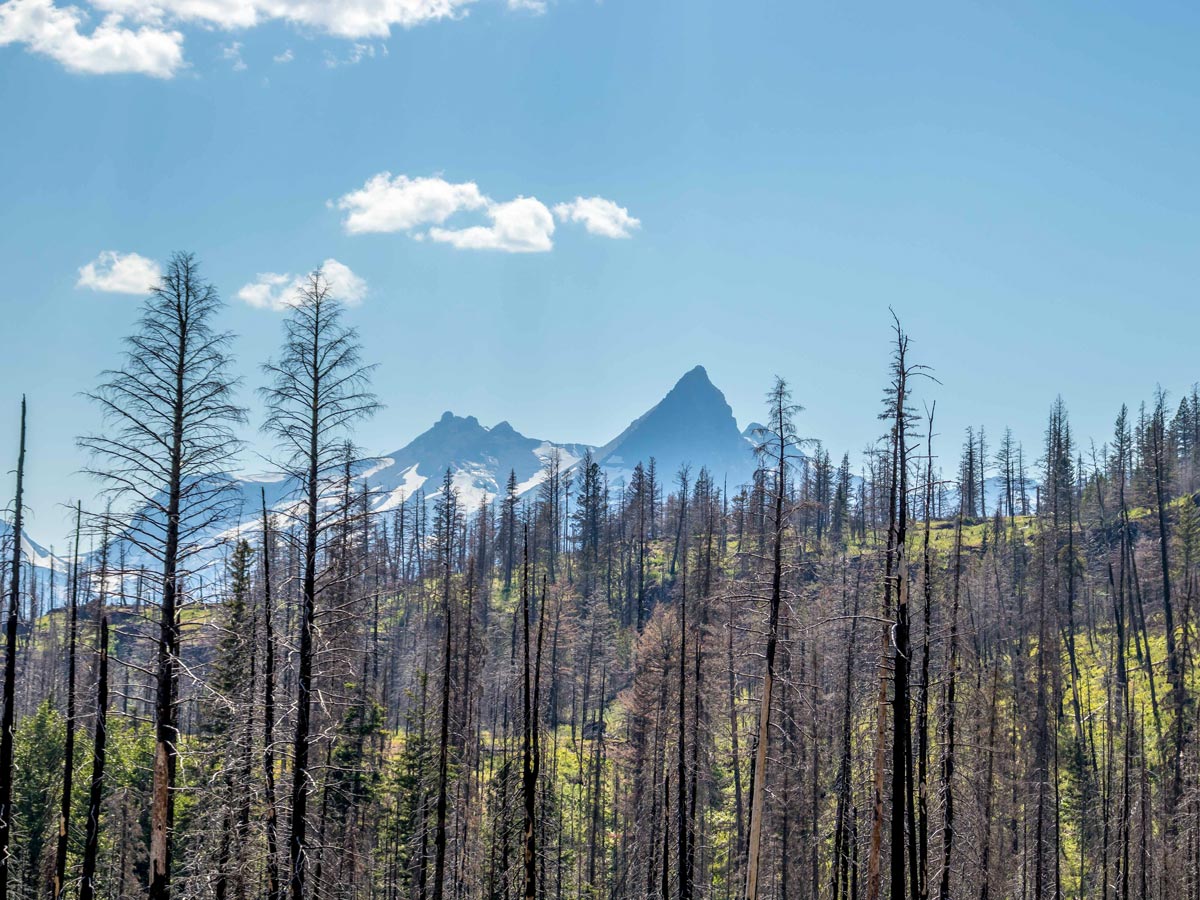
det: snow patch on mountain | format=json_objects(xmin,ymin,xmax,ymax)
[
  {"xmin": 0, "ymin": 521, "xmax": 66, "ymax": 575},
  {"xmin": 376, "ymin": 464, "xmax": 428, "ymax": 511}
]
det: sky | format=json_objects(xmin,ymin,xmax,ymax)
[{"xmin": 1, "ymin": 0, "xmax": 1199, "ymax": 546}]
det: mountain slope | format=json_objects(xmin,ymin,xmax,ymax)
[
  {"xmin": 0, "ymin": 521, "xmax": 60, "ymax": 572},
  {"xmin": 594, "ymin": 365, "xmax": 756, "ymax": 488},
  {"xmin": 361, "ymin": 412, "xmax": 590, "ymax": 511}
]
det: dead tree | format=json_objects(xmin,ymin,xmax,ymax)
[
  {"xmin": 53, "ymin": 502, "xmax": 83, "ymax": 900},
  {"xmin": 79, "ymin": 252, "xmax": 244, "ymax": 900},
  {"xmin": 0, "ymin": 397, "xmax": 27, "ymax": 900},
  {"xmin": 78, "ymin": 617, "xmax": 110, "ymax": 900},
  {"xmin": 261, "ymin": 489, "xmax": 281, "ymax": 900},
  {"xmin": 261, "ymin": 266, "xmax": 378, "ymax": 900},
  {"xmin": 744, "ymin": 378, "xmax": 798, "ymax": 900}
]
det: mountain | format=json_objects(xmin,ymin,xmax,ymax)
[
  {"xmin": 23, "ymin": 366, "xmax": 764, "ymax": 566},
  {"xmin": 214, "ymin": 367, "xmax": 756, "ymax": 548},
  {"xmin": 12, "ymin": 366, "xmax": 1052, "ymax": 597},
  {"xmin": 353, "ymin": 412, "xmax": 591, "ymax": 512},
  {"xmin": 594, "ymin": 366, "xmax": 757, "ymax": 489},
  {"xmin": 0, "ymin": 520, "xmax": 64, "ymax": 581},
  {"xmin": 353, "ymin": 366, "xmax": 756, "ymax": 511}
]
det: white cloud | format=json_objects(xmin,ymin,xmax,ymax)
[
  {"xmin": 237, "ymin": 258, "xmax": 367, "ymax": 311},
  {"xmin": 236, "ymin": 271, "xmax": 292, "ymax": 310},
  {"xmin": 94, "ymin": 0, "xmax": 257, "ymax": 28},
  {"xmin": 429, "ymin": 197, "xmax": 555, "ymax": 253},
  {"xmin": 553, "ymin": 196, "xmax": 641, "ymax": 238},
  {"xmin": 336, "ymin": 172, "xmax": 638, "ymax": 254},
  {"xmin": 3, "ymin": 0, "xmax": 481, "ymax": 74},
  {"xmin": 507, "ymin": 0, "xmax": 545, "ymax": 11},
  {"xmin": 337, "ymin": 173, "xmax": 488, "ymax": 235},
  {"xmin": 321, "ymin": 258, "xmax": 368, "ymax": 303},
  {"xmin": 90, "ymin": 0, "xmax": 475, "ymax": 38},
  {"xmin": 272, "ymin": 46, "xmax": 292, "ymax": 62},
  {"xmin": 77, "ymin": 251, "xmax": 163, "ymax": 294},
  {"xmin": 0, "ymin": 0, "xmax": 184, "ymax": 77}
]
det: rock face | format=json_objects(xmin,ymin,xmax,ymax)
[
  {"xmin": 0, "ymin": 521, "xmax": 58, "ymax": 573},
  {"xmin": 360, "ymin": 412, "xmax": 590, "ymax": 512},
  {"xmin": 593, "ymin": 365, "xmax": 757, "ymax": 489}
]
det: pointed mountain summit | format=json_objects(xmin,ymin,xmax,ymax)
[{"xmin": 594, "ymin": 365, "xmax": 757, "ymax": 487}]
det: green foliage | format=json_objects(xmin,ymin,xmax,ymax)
[
  {"xmin": 330, "ymin": 686, "xmax": 387, "ymax": 816},
  {"xmin": 376, "ymin": 729, "xmax": 433, "ymax": 895},
  {"xmin": 11, "ymin": 700, "xmax": 67, "ymax": 895}
]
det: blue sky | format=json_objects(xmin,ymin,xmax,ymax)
[{"xmin": 2, "ymin": 0, "xmax": 1199, "ymax": 543}]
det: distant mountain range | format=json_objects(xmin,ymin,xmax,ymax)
[
  {"xmin": 16, "ymin": 366, "xmax": 757, "ymax": 577},
  {"xmin": 228, "ymin": 364, "xmax": 757, "ymax": 519},
  {"xmin": 6, "ymin": 365, "xmax": 1046, "ymax": 583}
]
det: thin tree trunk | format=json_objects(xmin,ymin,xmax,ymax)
[
  {"xmin": 889, "ymin": 335, "xmax": 912, "ymax": 900},
  {"xmin": 678, "ymin": 516, "xmax": 690, "ymax": 900},
  {"xmin": 744, "ymin": 389, "xmax": 787, "ymax": 900},
  {"xmin": 289, "ymin": 325, "xmax": 323, "ymax": 900},
  {"xmin": 938, "ymin": 513, "xmax": 963, "ymax": 900},
  {"xmin": 261, "ymin": 491, "xmax": 281, "ymax": 900},
  {"xmin": 432, "ymin": 554, "xmax": 454, "ymax": 900},
  {"xmin": 522, "ymin": 528, "xmax": 541, "ymax": 900},
  {"xmin": 728, "ymin": 598, "xmax": 745, "ymax": 860},
  {"xmin": 0, "ymin": 397, "xmax": 27, "ymax": 900},
  {"xmin": 149, "ymin": 330, "xmax": 190, "ymax": 900},
  {"xmin": 78, "ymin": 617, "xmax": 109, "ymax": 900},
  {"xmin": 54, "ymin": 501, "xmax": 82, "ymax": 900}
]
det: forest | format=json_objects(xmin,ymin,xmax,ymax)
[{"xmin": 2, "ymin": 251, "xmax": 1199, "ymax": 900}]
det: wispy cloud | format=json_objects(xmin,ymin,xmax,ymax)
[
  {"xmin": 237, "ymin": 258, "xmax": 367, "ymax": 311},
  {"xmin": 323, "ymin": 41, "xmax": 385, "ymax": 68},
  {"xmin": 335, "ymin": 172, "xmax": 638, "ymax": 253},
  {"xmin": 553, "ymin": 196, "xmax": 641, "ymax": 238},
  {"xmin": 221, "ymin": 40, "xmax": 245, "ymax": 71},
  {"xmin": 77, "ymin": 251, "xmax": 162, "ymax": 294}
]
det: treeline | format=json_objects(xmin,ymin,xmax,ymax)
[{"xmin": 1, "ymin": 255, "xmax": 1200, "ymax": 900}]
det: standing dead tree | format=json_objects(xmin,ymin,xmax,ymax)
[
  {"xmin": 0, "ymin": 398, "xmax": 27, "ymax": 900},
  {"xmin": 78, "ymin": 617, "xmax": 110, "ymax": 900},
  {"xmin": 744, "ymin": 378, "xmax": 800, "ymax": 900},
  {"xmin": 79, "ymin": 252, "xmax": 244, "ymax": 900},
  {"xmin": 52, "ymin": 502, "xmax": 83, "ymax": 900},
  {"xmin": 261, "ymin": 266, "xmax": 378, "ymax": 900}
]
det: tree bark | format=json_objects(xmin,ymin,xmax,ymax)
[
  {"xmin": 79, "ymin": 618, "xmax": 110, "ymax": 900},
  {"xmin": 0, "ymin": 397, "xmax": 26, "ymax": 900},
  {"xmin": 53, "ymin": 501, "xmax": 82, "ymax": 900}
]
